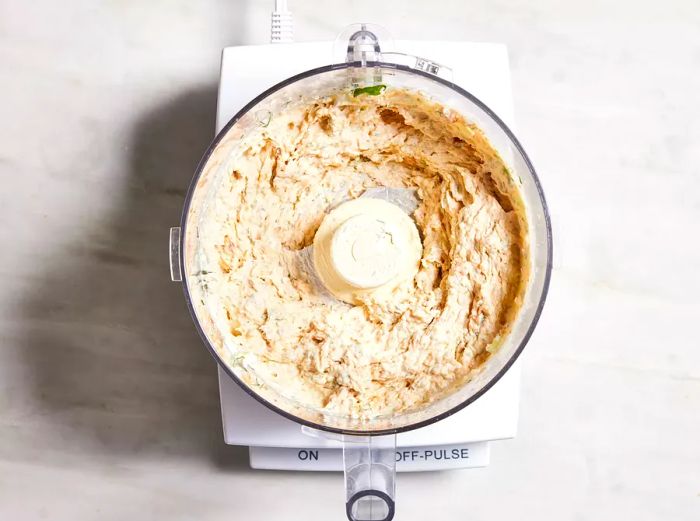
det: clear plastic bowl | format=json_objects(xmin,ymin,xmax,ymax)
[{"xmin": 177, "ymin": 62, "xmax": 552, "ymax": 435}]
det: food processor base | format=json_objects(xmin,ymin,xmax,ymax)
[{"xmin": 216, "ymin": 39, "xmax": 522, "ymax": 472}]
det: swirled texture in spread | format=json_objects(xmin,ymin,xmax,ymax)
[{"xmin": 202, "ymin": 88, "xmax": 529, "ymax": 419}]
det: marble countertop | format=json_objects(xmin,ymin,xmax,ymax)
[{"xmin": 1, "ymin": 0, "xmax": 698, "ymax": 519}]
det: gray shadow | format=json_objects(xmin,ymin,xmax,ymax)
[
  {"xmin": 20, "ymin": 84, "xmax": 248, "ymax": 470},
  {"xmin": 14, "ymin": 0, "xmax": 261, "ymax": 471}
]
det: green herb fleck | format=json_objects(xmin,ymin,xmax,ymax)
[
  {"xmin": 486, "ymin": 335, "xmax": 503, "ymax": 354},
  {"xmin": 352, "ymin": 84, "xmax": 387, "ymax": 97},
  {"xmin": 503, "ymin": 166, "xmax": 522, "ymax": 185},
  {"xmin": 231, "ymin": 353, "xmax": 246, "ymax": 367},
  {"xmin": 255, "ymin": 109, "xmax": 272, "ymax": 127}
]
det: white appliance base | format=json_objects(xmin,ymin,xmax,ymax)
[
  {"xmin": 249, "ymin": 442, "xmax": 490, "ymax": 472},
  {"xmin": 216, "ymin": 39, "xmax": 520, "ymax": 472}
]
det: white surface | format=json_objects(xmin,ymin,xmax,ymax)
[
  {"xmin": 217, "ymin": 41, "xmax": 520, "ymax": 458},
  {"xmin": 1, "ymin": 1, "xmax": 699, "ymax": 520}
]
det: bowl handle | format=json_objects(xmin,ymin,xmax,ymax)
[
  {"xmin": 343, "ymin": 434, "xmax": 397, "ymax": 521},
  {"xmin": 301, "ymin": 426, "xmax": 397, "ymax": 521}
]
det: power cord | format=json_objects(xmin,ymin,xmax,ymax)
[{"xmin": 271, "ymin": 0, "xmax": 294, "ymax": 43}]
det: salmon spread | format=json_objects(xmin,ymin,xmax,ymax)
[{"xmin": 194, "ymin": 87, "xmax": 529, "ymax": 420}]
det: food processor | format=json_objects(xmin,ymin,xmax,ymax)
[{"xmin": 169, "ymin": 22, "xmax": 552, "ymax": 521}]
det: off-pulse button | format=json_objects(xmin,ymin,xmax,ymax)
[{"xmin": 396, "ymin": 448, "xmax": 470, "ymax": 461}]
